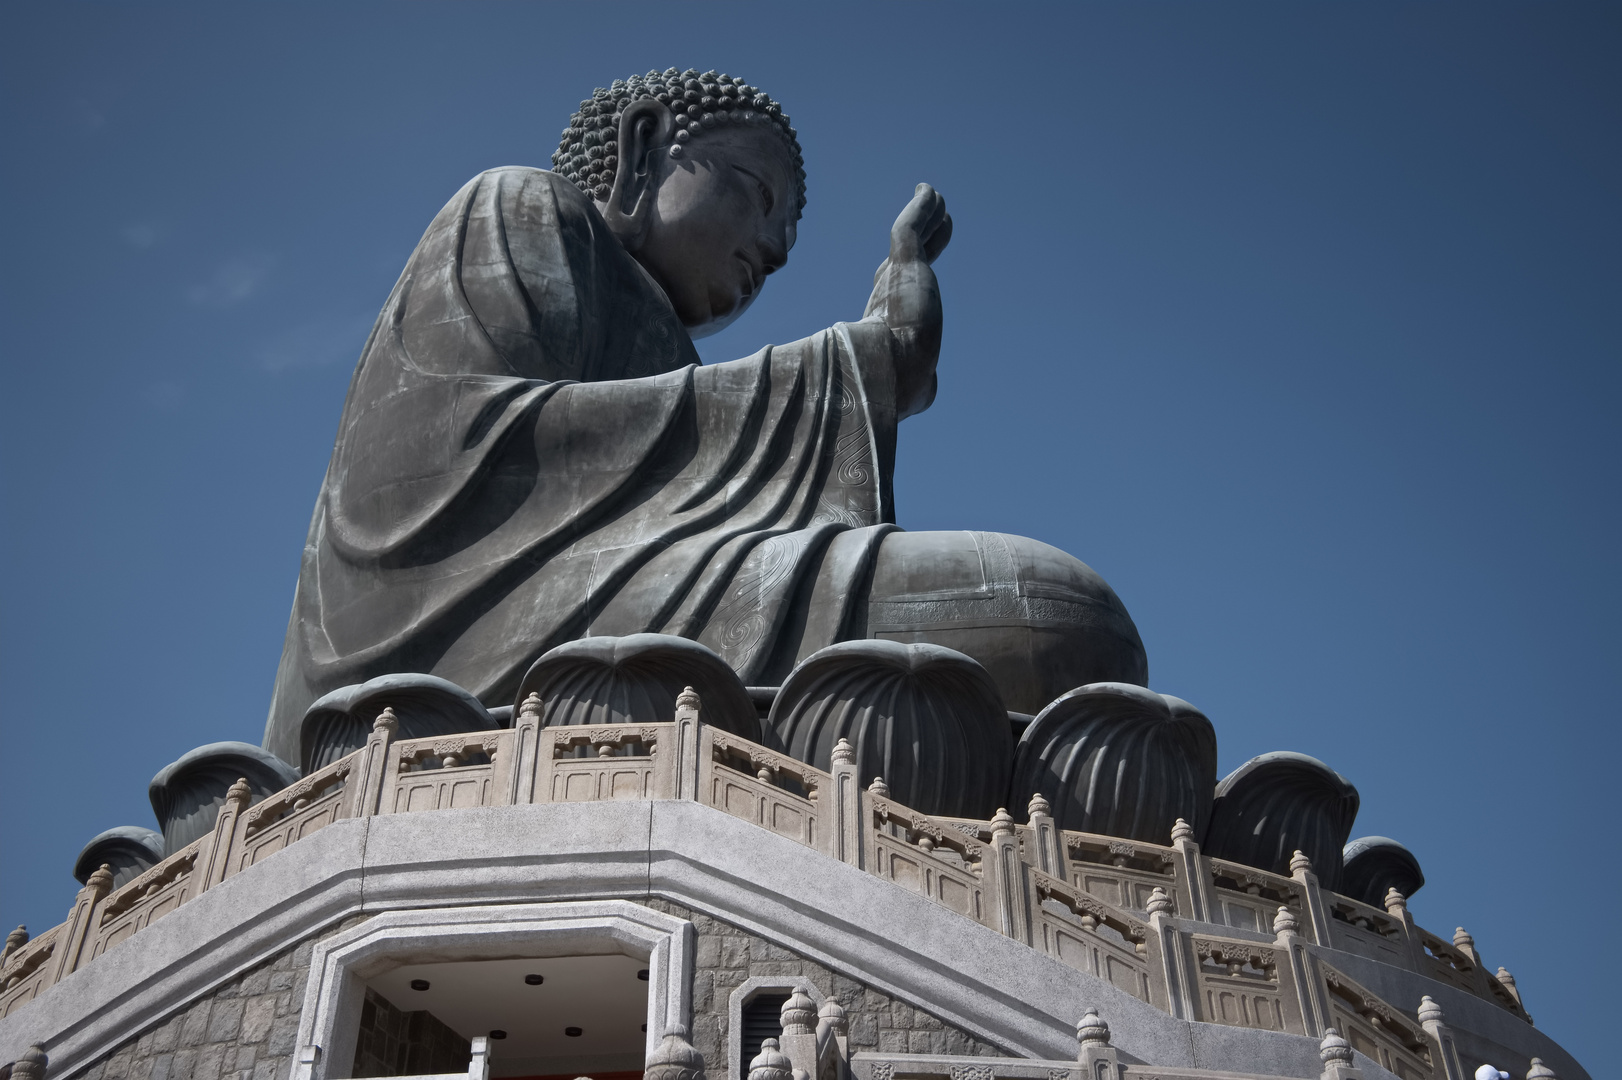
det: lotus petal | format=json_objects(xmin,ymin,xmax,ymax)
[
  {"xmin": 513, "ymin": 633, "xmax": 759, "ymax": 740},
  {"xmin": 769, "ymin": 640, "xmax": 1011, "ymax": 818},
  {"xmin": 73, "ymin": 827, "xmax": 165, "ymax": 890},
  {"xmin": 299, "ymin": 673, "xmax": 498, "ymax": 774},
  {"xmin": 148, "ymin": 742, "xmax": 300, "ymax": 853},
  {"xmin": 1203, "ymin": 751, "xmax": 1359, "ymax": 891},
  {"xmin": 1342, "ymin": 835, "xmax": 1425, "ymax": 905},
  {"xmin": 1010, "ymin": 683, "xmax": 1217, "ymax": 842}
]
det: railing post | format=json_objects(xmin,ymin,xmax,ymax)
[
  {"xmin": 1290, "ymin": 850, "xmax": 1333, "ymax": 946},
  {"xmin": 48, "ymin": 864, "xmax": 113, "ymax": 983},
  {"xmin": 2, "ymin": 925, "xmax": 28, "ymax": 967},
  {"xmin": 1274, "ymin": 905, "xmax": 1331, "ymax": 1037},
  {"xmin": 1143, "ymin": 888, "xmax": 1197, "ymax": 1021},
  {"xmin": 776, "ymin": 989, "xmax": 819, "ymax": 1078},
  {"xmin": 349, "ymin": 708, "xmax": 399, "ymax": 818},
  {"xmin": 1416, "ymin": 996, "xmax": 1467, "ymax": 1080},
  {"xmin": 198, "ymin": 778, "xmax": 253, "ymax": 889},
  {"xmin": 1451, "ymin": 927, "xmax": 1501, "ymax": 1003},
  {"xmin": 1317, "ymin": 1030, "xmax": 1363, "ymax": 1080},
  {"xmin": 985, "ymin": 808, "xmax": 1030, "ymax": 944},
  {"xmin": 827, "ymin": 738, "xmax": 862, "ymax": 867},
  {"xmin": 8, "ymin": 1044, "xmax": 48, "ymax": 1080},
  {"xmin": 1026, "ymin": 794, "xmax": 1065, "ymax": 878},
  {"xmin": 1169, "ymin": 819, "xmax": 1212, "ymax": 924},
  {"xmin": 1076, "ymin": 1009, "xmax": 1123, "ymax": 1080},
  {"xmin": 508, "ymin": 694, "xmax": 544, "ymax": 805},
  {"xmin": 1382, "ymin": 888, "xmax": 1426, "ymax": 972},
  {"xmin": 673, "ymin": 687, "xmax": 703, "ymax": 802}
]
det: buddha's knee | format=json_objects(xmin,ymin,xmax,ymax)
[{"xmin": 866, "ymin": 530, "xmax": 1148, "ymax": 714}]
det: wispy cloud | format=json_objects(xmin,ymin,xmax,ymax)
[
  {"xmin": 257, "ymin": 313, "xmax": 376, "ymax": 373},
  {"xmin": 120, "ymin": 221, "xmax": 166, "ymax": 249},
  {"xmin": 186, "ymin": 255, "xmax": 273, "ymax": 307}
]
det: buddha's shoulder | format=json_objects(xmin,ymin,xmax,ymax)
[{"xmin": 459, "ymin": 166, "xmax": 593, "ymax": 207}]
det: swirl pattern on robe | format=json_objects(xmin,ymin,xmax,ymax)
[
  {"xmin": 767, "ymin": 640, "xmax": 1012, "ymax": 818},
  {"xmin": 512, "ymin": 633, "xmax": 760, "ymax": 740},
  {"xmin": 262, "ymin": 168, "xmax": 903, "ymax": 764},
  {"xmin": 1009, "ymin": 682, "xmax": 1217, "ymax": 843},
  {"xmin": 1202, "ymin": 751, "xmax": 1360, "ymax": 891}
]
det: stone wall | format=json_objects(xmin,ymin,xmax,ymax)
[
  {"xmin": 73, "ymin": 919, "xmax": 364, "ymax": 1080},
  {"xmin": 350, "ymin": 990, "xmax": 468, "ymax": 1079},
  {"xmin": 641, "ymin": 900, "xmax": 1001, "ymax": 1074},
  {"xmin": 64, "ymin": 902, "xmax": 999, "ymax": 1080}
]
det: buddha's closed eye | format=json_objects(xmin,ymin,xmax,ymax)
[{"xmin": 733, "ymin": 165, "xmax": 774, "ymax": 214}]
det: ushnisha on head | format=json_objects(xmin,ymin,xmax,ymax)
[{"xmin": 552, "ymin": 69, "xmax": 807, "ymax": 337}]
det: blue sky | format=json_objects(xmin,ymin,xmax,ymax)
[{"xmin": 2, "ymin": 3, "xmax": 1617, "ymax": 1066}]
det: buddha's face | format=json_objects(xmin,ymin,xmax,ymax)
[{"xmin": 626, "ymin": 126, "xmax": 799, "ymax": 337}]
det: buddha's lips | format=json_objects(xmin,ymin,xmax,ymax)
[{"xmin": 735, "ymin": 252, "xmax": 762, "ymax": 296}]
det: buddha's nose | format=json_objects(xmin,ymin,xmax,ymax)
[{"xmin": 759, "ymin": 232, "xmax": 788, "ymax": 275}]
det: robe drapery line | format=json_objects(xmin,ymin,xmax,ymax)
[{"xmin": 264, "ymin": 167, "xmax": 903, "ymax": 765}]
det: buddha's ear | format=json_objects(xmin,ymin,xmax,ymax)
[{"xmin": 601, "ymin": 98, "xmax": 675, "ymax": 251}]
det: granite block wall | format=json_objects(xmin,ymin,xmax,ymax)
[
  {"xmin": 641, "ymin": 900, "xmax": 1002, "ymax": 1073},
  {"xmin": 67, "ymin": 902, "xmax": 1002, "ymax": 1080},
  {"xmin": 73, "ymin": 918, "xmax": 365, "ymax": 1080}
]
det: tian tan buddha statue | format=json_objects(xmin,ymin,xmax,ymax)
[{"xmin": 261, "ymin": 68, "xmax": 1149, "ymax": 768}]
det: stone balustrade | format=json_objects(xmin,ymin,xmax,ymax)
[{"xmin": 0, "ymin": 692, "xmax": 1531, "ymax": 1079}]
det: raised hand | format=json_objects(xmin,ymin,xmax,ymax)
[{"xmin": 864, "ymin": 184, "xmax": 953, "ymax": 419}]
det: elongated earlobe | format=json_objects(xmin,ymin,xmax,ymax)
[{"xmin": 601, "ymin": 99, "xmax": 675, "ymax": 251}]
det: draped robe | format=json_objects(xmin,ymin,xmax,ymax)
[{"xmin": 263, "ymin": 167, "xmax": 902, "ymax": 764}]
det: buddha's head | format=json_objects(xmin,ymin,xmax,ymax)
[{"xmin": 553, "ymin": 70, "xmax": 806, "ymax": 338}]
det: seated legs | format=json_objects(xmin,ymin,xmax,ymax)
[{"xmin": 860, "ymin": 531, "xmax": 1148, "ymax": 715}]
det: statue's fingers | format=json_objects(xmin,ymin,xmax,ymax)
[
  {"xmin": 923, "ymin": 213, "xmax": 953, "ymax": 263},
  {"xmin": 920, "ymin": 189, "xmax": 948, "ymax": 238}
]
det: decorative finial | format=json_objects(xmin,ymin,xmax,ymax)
[
  {"xmin": 11, "ymin": 1044, "xmax": 48, "ymax": 1080},
  {"xmin": 1075, "ymin": 1008, "xmax": 1110, "ymax": 1048},
  {"xmin": 88, "ymin": 863, "xmax": 115, "ymax": 895},
  {"xmin": 867, "ymin": 775, "xmax": 890, "ymax": 798},
  {"xmin": 1416, "ymin": 995, "xmax": 1443, "ymax": 1024},
  {"xmin": 830, "ymin": 738, "xmax": 855, "ymax": 766},
  {"xmin": 373, "ymin": 707, "xmax": 399, "ymax": 735},
  {"xmin": 1027, "ymin": 792, "xmax": 1052, "ymax": 820},
  {"xmin": 1383, "ymin": 887, "xmax": 1407, "ymax": 915},
  {"xmin": 1273, "ymin": 906, "xmax": 1299, "ymax": 937},
  {"xmin": 676, "ymin": 686, "xmax": 701, "ymax": 711},
  {"xmin": 226, "ymin": 777, "xmax": 253, "ymax": 809},
  {"xmin": 1289, "ymin": 850, "xmax": 1312, "ymax": 876},
  {"xmin": 1145, "ymin": 887, "xmax": 1174, "ymax": 917},
  {"xmin": 1495, "ymin": 966, "xmax": 1516, "ymax": 990},
  {"xmin": 519, "ymin": 693, "xmax": 544, "ymax": 719},
  {"xmin": 644, "ymin": 1024, "xmax": 705, "ymax": 1080},
  {"xmin": 747, "ymin": 1038, "xmax": 792, "ymax": 1080},
  {"xmin": 1526, "ymin": 1058, "xmax": 1558, "ymax": 1080},
  {"xmin": 1453, "ymin": 926, "xmax": 1475, "ymax": 949},
  {"xmin": 1474, "ymin": 1067, "xmax": 1509, "ymax": 1080},
  {"xmin": 1318, "ymin": 1028, "xmax": 1353, "ymax": 1066},
  {"xmin": 779, "ymin": 988, "xmax": 816, "ymax": 1035},
  {"xmin": 817, "ymin": 998, "xmax": 848, "ymax": 1036},
  {"xmin": 6, "ymin": 925, "xmax": 28, "ymax": 950},
  {"xmin": 1170, "ymin": 818, "xmax": 1195, "ymax": 843},
  {"xmin": 990, "ymin": 807, "xmax": 1015, "ymax": 837}
]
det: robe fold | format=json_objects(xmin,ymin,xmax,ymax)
[{"xmin": 264, "ymin": 167, "xmax": 901, "ymax": 764}]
